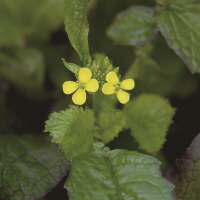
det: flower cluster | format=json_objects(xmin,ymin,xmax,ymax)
[{"xmin": 62, "ymin": 67, "xmax": 135, "ymax": 105}]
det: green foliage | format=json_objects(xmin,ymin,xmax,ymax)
[
  {"xmin": 0, "ymin": 0, "xmax": 64, "ymax": 46},
  {"xmin": 64, "ymin": 0, "xmax": 91, "ymax": 65},
  {"xmin": 168, "ymin": 133, "xmax": 200, "ymax": 200},
  {"xmin": 127, "ymin": 40, "xmax": 198, "ymax": 98},
  {"xmin": 65, "ymin": 144, "xmax": 174, "ymax": 200},
  {"xmin": 0, "ymin": 134, "xmax": 70, "ymax": 199},
  {"xmin": 94, "ymin": 110, "xmax": 126, "ymax": 144},
  {"xmin": 0, "ymin": 48, "xmax": 46, "ymax": 100},
  {"xmin": 44, "ymin": 106, "xmax": 95, "ymax": 160},
  {"xmin": 107, "ymin": 6, "xmax": 157, "ymax": 47},
  {"xmin": 156, "ymin": 0, "xmax": 200, "ymax": 73},
  {"xmin": 62, "ymin": 58, "xmax": 81, "ymax": 77},
  {"xmin": 126, "ymin": 94, "xmax": 176, "ymax": 153}
]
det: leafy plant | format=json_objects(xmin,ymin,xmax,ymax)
[{"xmin": 1, "ymin": 0, "xmax": 200, "ymax": 199}]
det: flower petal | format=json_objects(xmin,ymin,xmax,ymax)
[
  {"xmin": 85, "ymin": 79, "xmax": 99, "ymax": 92},
  {"xmin": 117, "ymin": 90, "xmax": 130, "ymax": 104},
  {"xmin": 79, "ymin": 68, "xmax": 92, "ymax": 83},
  {"xmin": 72, "ymin": 89, "xmax": 86, "ymax": 105},
  {"xmin": 106, "ymin": 71, "xmax": 119, "ymax": 85},
  {"xmin": 62, "ymin": 81, "xmax": 78, "ymax": 94},
  {"xmin": 102, "ymin": 83, "xmax": 115, "ymax": 94},
  {"xmin": 120, "ymin": 79, "xmax": 135, "ymax": 90}
]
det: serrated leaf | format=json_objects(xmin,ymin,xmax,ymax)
[
  {"xmin": 0, "ymin": 134, "xmax": 70, "ymax": 200},
  {"xmin": 64, "ymin": 0, "xmax": 91, "ymax": 65},
  {"xmin": 107, "ymin": 6, "xmax": 158, "ymax": 47},
  {"xmin": 0, "ymin": 48, "xmax": 46, "ymax": 100},
  {"xmin": 128, "ymin": 40, "xmax": 198, "ymax": 98},
  {"xmin": 156, "ymin": 0, "xmax": 200, "ymax": 73},
  {"xmin": 125, "ymin": 94, "xmax": 175, "ymax": 153},
  {"xmin": 65, "ymin": 145, "xmax": 174, "ymax": 200},
  {"xmin": 44, "ymin": 106, "xmax": 95, "ymax": 160},
  {"xmin": 62, "ymin": 58, "xmax": 81, "ymax": 77},
  {"xmin": 168, "ymin": 133, "xmax": 200, "ymax": 200},
  {"xmin": 95, "ymin": 110, "xmax": 126, "ymax": 144}
]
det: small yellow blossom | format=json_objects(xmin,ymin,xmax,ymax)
[
  {"xmin": 62, "ymin": 68, "xmax": 99, "ymax": 105},
  {"xmin": 102, "ymin": 71, "xmax": 135, "ymax": 104}
]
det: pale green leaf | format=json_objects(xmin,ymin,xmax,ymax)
[
  {"xmin": 44, "ymin": 106, "xmax": 95, "ymax": 160},
  {"xmin": 65, "ymin": 145, "xmax": 174, "ymax": 200},
  {"xmin": 0, "ymin": 134, "xmax": 70, "ymax": 200},
  {"xmin": 62, "ymin": 58, "xmax": 81, "ymax": 77},
  {"xmin": 107, "ymin": 6, "xmax": 157, "ymax": 47},
  {"xmin": 125, "ymin": 94, "xmax": 176, "ymax": 153},
  {"xmin": 156, "ymin": 0, "xmax": 200, "ymax": 73},
  {"xmin": 0, "ymin": 48, "xmax": 46, "ymax": 100},
  {"xmin": 95, "ymin": 110, "xmax": 126, "ymax": 144},
  {"xmin": 64, "ymin": 0, "xmax": 91, "ymax": 65}
]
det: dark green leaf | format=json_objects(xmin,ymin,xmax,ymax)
[
  {"xmin": 156, "ymin": 0, "xmax": 200, "ymax": 73},
  {"xmin": 65, "ymin": 144, "xmax": 174, "ymax": 200},
  {"xmin": 64, "ymin": 0, "xmax": 91, "ymax": 65},
  {"xmin": 0, "ymin": 134, "xmax": 70, "ymax": 200},
  {"xmin": 94, "ymin": 110, "xmax": 126, "ymax": 144},
  {"xmin": 0, "ymin": 48, "xmax": 46, "ymax": 100},
  {"xmin": 107, "ymin": 6, "xmax": 157, "ymax": 47},
  {"xmin": 168, "ymin": 133, "xmax": 200, "ymax": 200},
  {"xmin": 125, "ymin": 94, "xmax": 176, "ymax": 153},
  {"xmin": 44, "ymin": 106, "xmax": 95, "ymax": 160}
]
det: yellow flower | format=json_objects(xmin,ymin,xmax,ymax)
[
  {"xmin": 102, "ymin": 71, "xmax": 135, "ymax": 104},
  {"xmin": 62, "ymin": 68, "xmax": 99, "ymax": 105}
]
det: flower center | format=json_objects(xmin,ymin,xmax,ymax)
[
  {"xmin": 77, "ymin": 81, "xmax": 85, "ymax": 90},
  {"xmin": 114, "ymin": 83, "xmax": 121, "ymax": 92}
]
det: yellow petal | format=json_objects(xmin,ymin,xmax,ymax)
[
  {"xmin": 102, "ymin": 83, "xmax": 115, "ymax": 94},
  {"xmin": 72, "ymin": 89, "xmax": 86, "ymax": 105},
  {"xmin": 106, "ymin": 71, "xmax": 119, "ymax": 85},
  {"xmin": 117, "ymin": 90, "xmax": 130, "ymax": 104},
  {"xmin": 79, "ymin": 68, "xmax": 92, "ymax": 83},
  {"xmin": 85, "ymin": 79, "xmax": 99, "ymax": 92},
  {"xmin": 120, "ymin": 79, "xmax": 135, "ymax": 90},
  {"xmin": 62, "ymin": 81, "xmax": 78, "ymax": 94}
]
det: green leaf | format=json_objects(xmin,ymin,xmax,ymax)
[
  {"xmin": 62, "ymin": 58, "xmax": 81, "ymax": 77},
  {"xmin": 125, "ymin": 94, "xmax": 176, "ymax": 153},
  {"xmin": 168, "ymin": 133, "xmax": 200, "ymax": 200},
  {"xmin": 127, "ymin": 40, "xmax": 198, "ymax": 98},
  {"xmin": 156, "ymin": 0, "xmax": 200, "ymax": 73},
  {"xmin": 64, "ymin": 0, "xmax": 91, "ymax": 65},
  {"xmin": 65, "ymin": 144, "xmax": 174, "ymax": 200},
  {"xmin": 0, "ymin": 0, "xmax": 64, "ymax": 46},
  {"xmin": 44, "ymin": 106, "xmax": 95, "ymax": 160},
  {"xmin": 0, "ymin": 134, "xmax": 70, "ymax": 200},
  {"xmin": 107, "ymin": 6, "xmax": 157, "ymax": 47},
  {"xmin": 0, "ymin": 48, "xmax": 46, "ymax": 100},
  {"xmin": 94, "ymin": 110, "xmax": 126, "ymax": 144}
]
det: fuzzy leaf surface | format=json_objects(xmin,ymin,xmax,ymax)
[
  {"xmin": 64, "ymin": 0, "xmax": 91, "ymax": 65},
  {"xmin": 95, "ymin": 110, "xmax": 126, "ymax": 144},
  {"xmin": 107, "ymin": 6, "xmax": 157, "ymax": 47},
  {"xmin": 125, "ymin": 94, "xmax": 175, "ymax": 153},
  {"xmin": 168, "ymin": 133, "xmax": 200, "ymax": 200},
  {"xmin": 44, "ymin": 106, "xmax": 95, "ymax": 160},
  {"xmin": 0, "ymin": 134, "xmax": 70, "ymax": 200},
  {"xmin": 156, "ymin": 0, "xmax": 200, "ymax": 73},
  {"xmin": 65, "ymin": 145, "xmax": 174, "ymax": 200}
]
